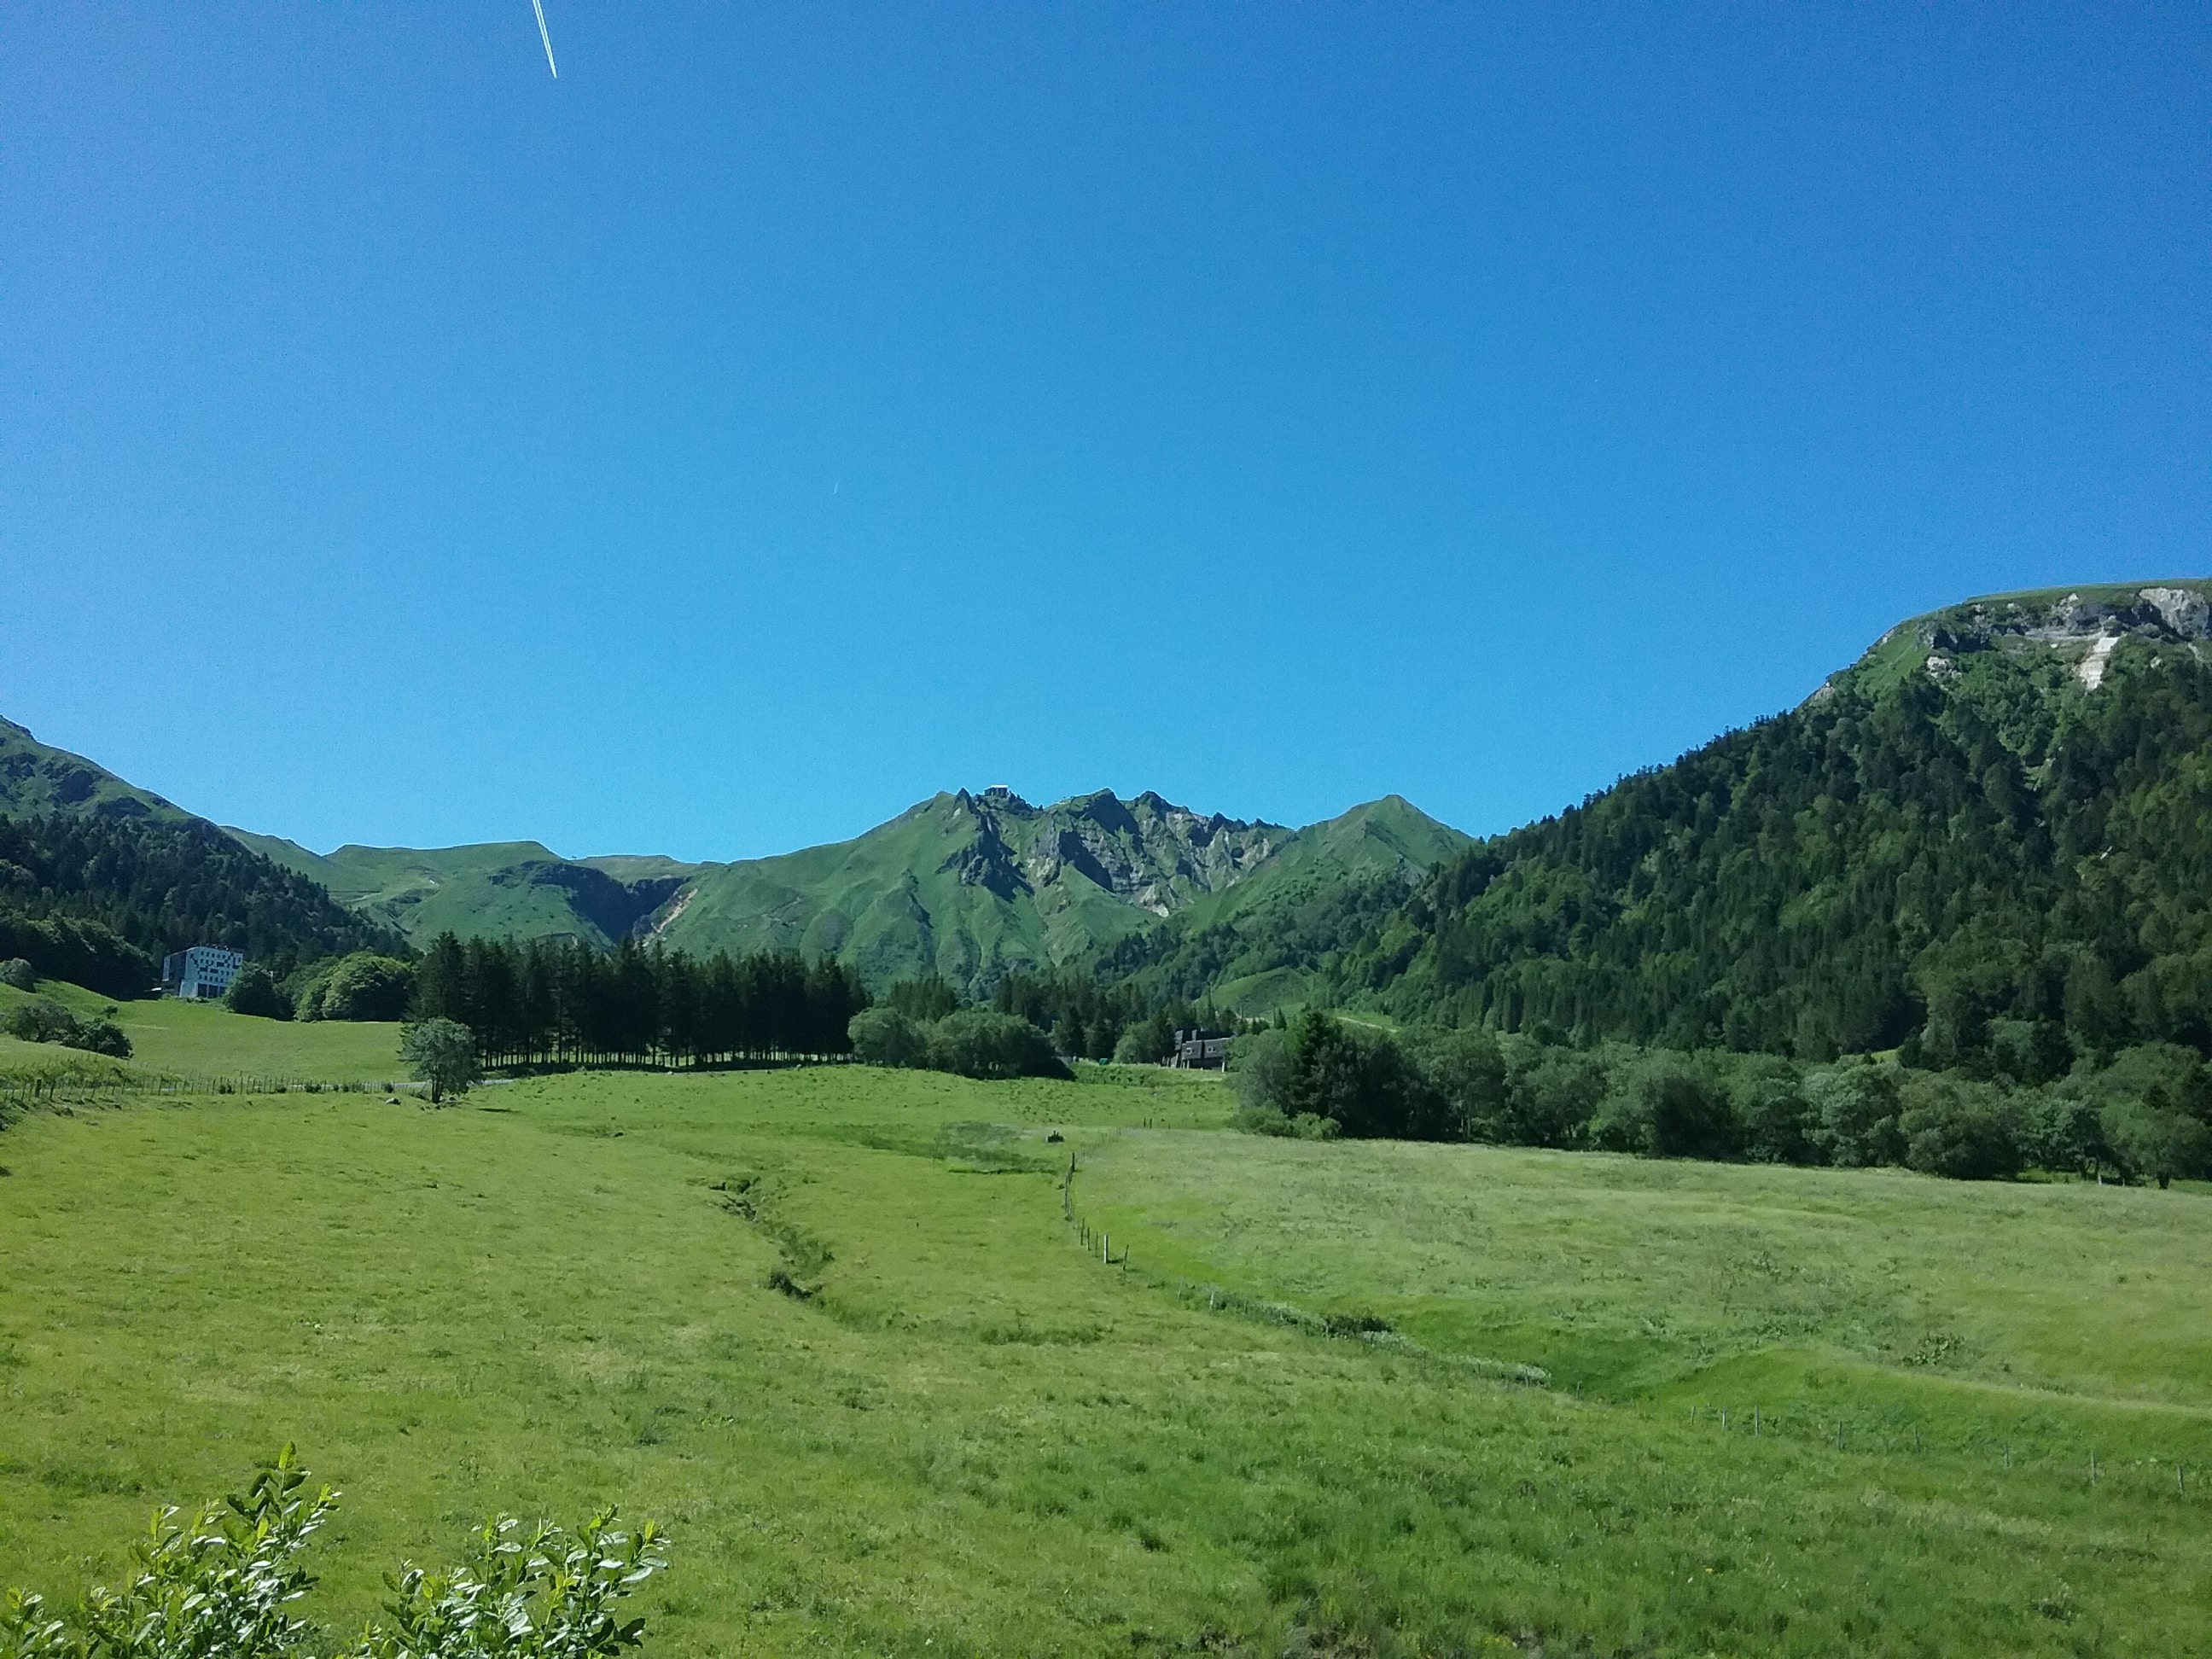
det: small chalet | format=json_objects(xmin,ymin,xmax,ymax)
[{"xmin": 1169, "ymin": 1027, "xmax": 1232, "ymax": 1069}]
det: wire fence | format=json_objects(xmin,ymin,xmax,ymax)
[{"xmin": 0, "ymin": 1072, "xmax": 425, "ymax": 1111}]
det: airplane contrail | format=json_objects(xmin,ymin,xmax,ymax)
[{"xmin": 530, "ymin": 0, "xmax": 558, "ymax": 78}]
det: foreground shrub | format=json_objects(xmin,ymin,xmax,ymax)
[{"xmin": 0, "ymin": 1447, "xmax": 667, "ymax": 1659}]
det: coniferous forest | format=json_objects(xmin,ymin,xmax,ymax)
[
  {"xmin": 1342, "ymin": 633, "xmax": 2212, "ymax": 1080},
  {"xmin": 0, "ymin": 812, "xmax": 401, "ymax": 997},
  {"xmin": 408, "ymin": 931, "xmax": 870, "ymax": 1068}
]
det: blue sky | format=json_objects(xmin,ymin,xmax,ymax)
[{"xmin": 3, "ymin": 3, "xmax": 2205, "ymax": 861}]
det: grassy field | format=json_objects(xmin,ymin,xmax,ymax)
[
  {"xmin": 1, "ymin": 1060, "xmax": 2207, "ymax": 1655},
  {"xmin": 0, "ymin": 980, "xmax": 403, "ymax": 1085}
]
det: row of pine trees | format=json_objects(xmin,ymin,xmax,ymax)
[{"xmin": 410, "ymin": 932, "xmax": 870, "ymax": 1068}]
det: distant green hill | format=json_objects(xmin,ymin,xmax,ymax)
[
  {"xmin": 659, "ymin": 788, "xmax": 1306, "ymax": 991},
  {"xmin": 1094, "ymin": 795, "xmax": 1473, "ymax": 1013},
  {"xmin": 0, "ymin": 719, "xmax": 190, "ymax": 822},
  {"xmin": 1340, "ymin": 580, "xmax": 2212, "ymax": 1069},
  {"xmin": 221, "ymin": 788, "xmax": 1471, "ymax": 1008},
  {"xmin": 226, "ymin": 833, "xmax": 690, "ymax": 952}
]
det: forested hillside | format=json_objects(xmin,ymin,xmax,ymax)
[
  {"xmin": 1094, "ymin": 795, "xmax": 1469, "ymax": 1012},
  {"xmin": 1342, "ymin": 583, "xmax": 2212, "ymax": 1073},
  {"xmin": 0, "ymin": 812, "xmax": 405, "ymax": 996}
]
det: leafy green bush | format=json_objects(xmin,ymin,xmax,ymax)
[
  {"xmin": 1899, "ymin": 1074, "xmax": 2023, "ymax": 1179},
  {"xmin": 226, "ymin": 963, "xmax": 294, "ymax": 1020},
  {"xmin": 0, "ymin": 1447, "xmax": 667, "ymax": 1659},
  {"xmin": 1497, "ymin": 1047, "xmax": 1604, "ymax": 1149},
  {"xmin": 2098, "ymin": 1100, "xmax": 2210, "ymax": 1188},
  {"xmin": 291, "ymin": 954, "xmax": 414, "ymax": 1022},
  {"xmin": 2, "ymin": 998, "xmax": 131, "ymax": 1059},
  {"xmin": 844, "ymin": 1006, "xmax": 1067, "ymax": 1080},
  {"xmin": 847, "ymin": 1007, "xmax": 929, "ymax": 1068},
  {"xmin": 67, "ymin": 1018, "xmax": 131, "ymax": 1060},
  {"xmin": 1111, "ymin": 1010, "xmax": 1178, "ymax": 1064},
  {"xmin": 1401, "ymin": 1027, "xmax": 1507, "ymax": 1140},
  {"xmin": 1805, "ymin": 1060, "xmax": 1903, "ymax": 1167},
  {"xmin": 1228, "ymin": 1029, "xmax": 1294, "ymax": 1115},
  {"xmin": 4, "ymin": 998, "xmax": 77, "ymax": 1045},
  {"xmin": 400, "ymin": 1018, "xmax": 480, "ymax": 1104},
  {"xmin": 1592, "ymin": 1057, "xmax": 1736, "ymax": 1158},
  {"xmin": 1730, "ymin": 1058, "xmax": 1815, "ymax": 1164},
  {"xmin": 925, "ymin": 1009, "xmax": 1068, "ymax": 1080}
]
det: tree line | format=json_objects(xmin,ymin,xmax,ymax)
[
  {"xmin": 1234, "ymin": 1010, "xmax": 2212, "ymax": 1185},
  {"xmin": 981, "ymin": 969, "xmax": 1244, "ymax": 1062},
  {"xmin": 409, "ymin": 932, "xmax": 870, "ymax": 1068}
]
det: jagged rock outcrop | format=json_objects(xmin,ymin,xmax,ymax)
[
  {"xmin": 1804, "ymin": 580, "xmax": 2212, "ymax": 707},
  {"xmin": 1917, "ymin": 585, "xmax": 2212, "ymax": 652}
]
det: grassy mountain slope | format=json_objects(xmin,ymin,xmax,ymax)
[
  {"xmin": 1342, "ymin": 580, "xmax": 2212, "ymax": 1067},
  {"xmin": 1095, "ymin": 795, "xmax": 1472, "ymax": 1013},
  {"xmin": 659, "ymin": 788, "xmax": 1296, "ymax": 991},
  {"xmin": 0, "ymin": 719, "xmax": 189, "ymax": 822},
  {"xmin": 227, "ymin": 833, "xmax": 686, "ymax": 952}
]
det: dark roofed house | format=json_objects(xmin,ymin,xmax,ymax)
[{"xmin": 1170, "ymin": 1027, "xmax": 1232, "ymax": 1069}]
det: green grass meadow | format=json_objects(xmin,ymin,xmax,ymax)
[
  {"xmin": 1, "ymin": 1047, "xmax": 2208, "ymax": 1653},
  {"xmin": 0, "ymin": 980, "xmax": 404, "ymax": 1085}
]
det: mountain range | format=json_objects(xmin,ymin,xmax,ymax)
[
  {"xmin": 7, "ymin": 577, "xmax": 2211, "ymax": 1062},
  {"xmin": 0, "ymin": 713, "xmax": 1466, "ymax": 1004},
  {"xmin": 230, "ymin": 786, "xmax": 1466, "ymax": 1000}
]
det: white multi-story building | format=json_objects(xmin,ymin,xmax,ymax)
[{"xmin": 162, "ymin": 946, "xmax": 244, "ymax": 1002}]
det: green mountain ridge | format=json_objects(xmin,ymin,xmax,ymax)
[
  {"xmin": 1095, "ymin": 793, "xmax": 1476, "ymax": 1014},
  {"xmin": 20, "ymin": 575, "xmax": 2209, "ymax": 1040},
  {"xmin": 226, "ymin": 831, "xmax": 689, "ymax": 953},
  {"xmin": 658, "ymin": 785, "xmax": 1288, "ymax": 985},
  {"xmin": 219, "ymin": 787, "xmax": 1470, "ymax": 1003},
  {"xmin": 0, "ymin": 719, "xmax": 192, "ymax": 824},
  {"xmin": 1340, "ymin": 578, "xmax": 2212, "ymax": 1068}
]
